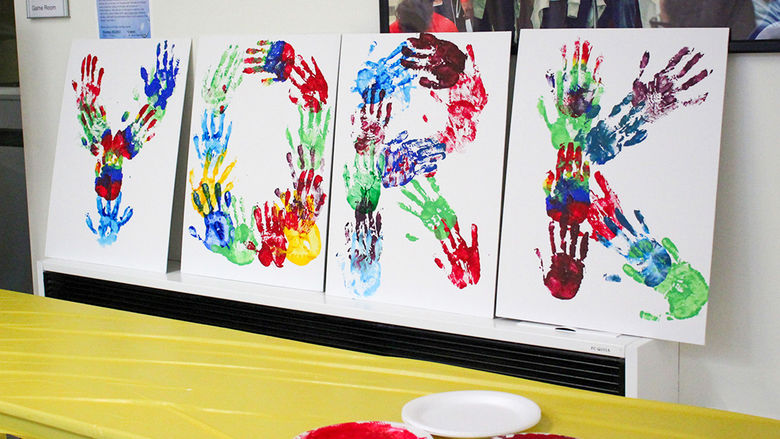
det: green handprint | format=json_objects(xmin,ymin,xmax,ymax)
[
  {"xmin": 202, "ymin": 45, "xmax": 245, "ymax": 114},
  {"xmin": 214, "ymin": 195, "xmax": 258, "ymax": 266},
  {"xmin": 343, "ymin": 147, "xmax": 383, "ymax": 214},
  {"xmin": 537, "ymin": 39, "xmax": 604, "ymax": 150},
  {"xmin": 628, "ymin": 237, "xmax": 709, "ymax": 321},
  {"xmin": 398, "ymin": 176, "xmax": 457, "ymax": 241},
  {"xmin": 286, "ymin": 104, "xmax": 331, "ymax": 169}
]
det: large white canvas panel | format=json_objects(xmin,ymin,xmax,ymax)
[
  {"xmin": 46, "ymin": 38, "xmax": 190, "ymax": 273},
  {"xmin": 497, "ymin": 29, "xmax": 729, "ymax": 344},
  {"xmin": 325, "ymin": 32, "xmax": 511, "ymax": 317},
  {"xmin": 180, "ymin": 35, "xmax": 340, "ymax": 292}
]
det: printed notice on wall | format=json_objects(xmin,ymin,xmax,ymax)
[{"xmin": 96, "ymin": 0, "xmax": 151, "ymax": 39}]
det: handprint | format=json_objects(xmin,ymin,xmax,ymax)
[
  {"xmin": 244, "ymin": 40, "xmax": 295, "ymax": 83},
  {"xmin": 194, "ymin": 110, "xmax": 232, "ymax": 163},
  {"xmin": 352, "ymin": 88, "xmax": 393, "ymax": 154},
  {"xmin": 278, "ymin": 164, "xmax": 327, "ymax": 233},
  {"xmin": 543, "ymin": 143, "xmax": 591, "ymax": 225},
  {"xmin": 342, "ymin": 210, "xmax": 383, "ymax": 297},
  {"xmin": 431, "ymin": 44, "xmax": 488, "ymax": 153},
  {"xmin": 379, "ymin": 131, "xmax": 446, "ymax": 188},
  {"xmin": 352, "ymin": 40, "xmax": 416, "ymax": 107},
  {"xmin": 401, "ymin": 33, "xmax": 467, "ymax": 90},
  {"xmin": 189, "ymin": 150, "xmax": 237, "ymax": 248},
  {"xmin": 631, "ymin": 47, "xmax": 711, "ymax": 123},
  {"xmin": 586, "ymin": 171, "xmax": 623, "ymax": 242},
  {"xmin": 248, "ymin": 201, "xmax": 287, "ymax": 268},
  {"xmin": 343, "ymin": 146, "xmax": 383, "ymax": 214},
  {"xmin": 287, "ymin": 104, "xmax": 331, "ymax": 169},
  {"xmin": 202, "ymin": 44, "xmax": 245, "ymax": 114},
  {"xmin": 649, "ymin": 238, "xmax": 709, "ymax": 320},
  {"xmin": 85, "ymin": 193, "xmax": 133, "ymax": 246},
  {"xmin": 596, "ymin": 208, "xmax": 672, "ymax": 288},
  {"xmin": 537, "ymin": 39, "xmax": 604, "ymax": 150},
  {"xmin": 140, "ymin": 41, "xmax": 181, "ymax": 112},
  {"xmin": 434, "ymin": 219, "xmax": 481, "ymax": 289},
  {"xmin": 398, "ymin": 176, "xmax": 457, "ymax": 241},
  {"xmin": 537, "ymin": 221, "xmax": 590, "ymax": 300},
  {"xmin": 288, "ymin": 55, "xmax": 329, "ymax": 112},
  {"xmin": 584, "ymin": 92, "xmax": 647, "ymax": 165},
  {"xmin": 72, "ymin": 54, "xmax": 108, "ymax": 151}
]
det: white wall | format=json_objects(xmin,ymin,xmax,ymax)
[
  {"xmin": 14, "ymin": 0, "xmax": 779, "ymax": 420},
  {"xmin": 679, "ymin": 53, "xmax": 780, "ymax": 420}
]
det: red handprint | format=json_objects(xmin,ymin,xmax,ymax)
[
  {"xmin": 289, "ymin": 55, "xmax": 328, "ymax": 113},
  {"xmin": 587, "ymin": 171, "xmax": 623, "ymax": 242},
  {"xmin": 72, "ymin": 54, "xmax": 108, "ymax": 153},
  {"xmin": 432, "ymin": 45, "xmax": 488, "ymax": 153},
  {"xmin": 249, "ymin": 201, "xmax": 287, "ymax": 268},
  {"xmin": 434, "ymin": 219, "xmax": 481, "ymax": 289}
]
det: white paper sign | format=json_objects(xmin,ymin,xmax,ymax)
[{"xmin": 27, "ymin": 0, "xmax": 69, "ymax": 18}]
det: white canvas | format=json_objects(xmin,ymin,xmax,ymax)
[
  {"xmin": 325, "ymin": 32, "xmax": 511, "ymax": 317},
  {"xmin": 496, "ymin": 29, "xmax": 729, "ymax": 344},
  {"xmin": 180, "ymin": 35, "xmax": 340, "ymax": 292},
  {"xmin": 45, "ymin": 38, "xmax": 190, "ymax": 273}
]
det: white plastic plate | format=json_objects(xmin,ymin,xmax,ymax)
[{"xmin": 402, "ymin": 390, "xmax": 541, "ymax": 438}]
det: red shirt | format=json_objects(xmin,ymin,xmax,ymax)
[{"xmin": 389, "ymin": 12, "xmax": 459, "ymax": 33}]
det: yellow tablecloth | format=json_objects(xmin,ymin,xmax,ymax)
[{"xmin": 0, "ymin": 290, "xmax": 776, "ymax": 439}]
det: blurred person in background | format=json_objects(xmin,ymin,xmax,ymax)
[{"xmin": 390, "ymin": 0, "xmax": 459, "ymax": 32}]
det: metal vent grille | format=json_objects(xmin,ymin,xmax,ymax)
[{"xmin": 44, "ymin": 271, "xmax": 625, "ymax": 395}]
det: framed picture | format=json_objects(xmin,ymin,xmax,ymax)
[{"xmin": 379, "ymin": 0, "xmax": 780, "ymax": 52}]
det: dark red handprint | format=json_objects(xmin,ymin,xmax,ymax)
[
  {"xmin": 401, "ymin": 33, "xmax": 467, "ymax": 90},
  {"xmin": 537, "ymin": 221, "xmax": 590, "ymax": 300}
]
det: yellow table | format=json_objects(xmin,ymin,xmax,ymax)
[{"xmin": 0, "ymin": 290, "xmax": 776, "ymax": 438}]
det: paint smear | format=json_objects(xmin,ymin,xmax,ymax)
[{"xmin": 296, "ymin": 421, "xmax": 427, "ymax": 439}]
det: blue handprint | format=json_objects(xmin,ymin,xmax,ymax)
[
  {"xmin": 353, "ymin": 41, "xmax": 417, "ymax": 107},
  {"xmin": 140, "ymin": 40, "xmax": 180, "ymax": 111},
  {"xmin": 189, "ymin": 180, "xmax": 235, "ymax": 249},
  {"xmin": 585, "ymin": 93, "xmax": 648, "ymax": 165},
  {"xmin": 194, "ymin": 110, "xmax": 232, "ymax": 163},
  {"xmin": 342, "ymin": 211, "xmax": 383, "ymax": 297},
  {"xmin": 597, "ymin": 208, "xmax": 671, "ymax": 288},
  {"xmin": 379, "ymin": 131, "xmax": 446, "ymax": 188},
  {"xmin": 85, "ymin": 193, "xmax": 134, "ymax": 246}
]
